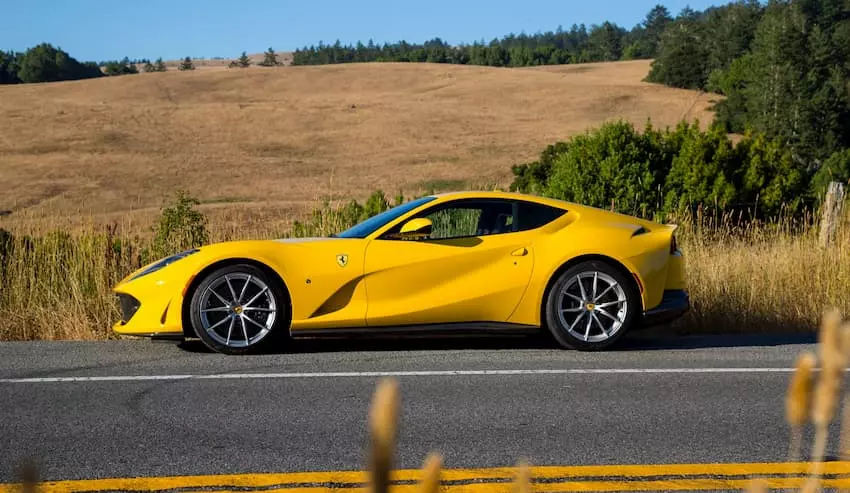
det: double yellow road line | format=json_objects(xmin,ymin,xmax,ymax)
[{"xmin": 4, "ymin": 462, "xmax": 850, "ymax": 492}]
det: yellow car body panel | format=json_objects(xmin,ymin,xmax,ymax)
[
  {"xmin": 112, "ymin": 191, "xmax": 686, "ymax": 339},
  {"xmin": 362, "ymin": 232, "xmax": 535, "ymax": 327}
]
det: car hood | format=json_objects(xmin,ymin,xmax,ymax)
[{"xmin": 273, "ymin": 237, "xmax": 345, "ymax": 244}]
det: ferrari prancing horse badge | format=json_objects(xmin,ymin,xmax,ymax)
[{"xmin": 336, "ymin": 254, "xmax": 348, "ymax": 267}]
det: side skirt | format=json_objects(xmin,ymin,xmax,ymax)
[{"xmin": 291, "ymin": 322, "xmax": 541, "ymax": 339}]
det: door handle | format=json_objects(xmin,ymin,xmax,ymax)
[{"xmin": 511, "ymin": 247, "xmax": 528, "ymax": 257}]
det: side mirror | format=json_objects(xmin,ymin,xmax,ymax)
[{"xmin": 398, "ymin": 217, "xmax": 432, "ymax": 239}]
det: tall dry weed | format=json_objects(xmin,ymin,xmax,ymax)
[{"xmin": 676, "ymin": 206, "xmax": 850, "ymax": 334}]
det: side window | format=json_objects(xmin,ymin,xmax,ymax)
[
  {"xmin": 426, "ymin": 200, "xmax": 515, "ymax": 239},
  {"xmin": 515, "ymin": 201, "xmax": 566, "ymax": 232},
  {"xmin": 382, "ymin": 200, "xmax": 516, "ymax": 240},
  {"xmin": 427, "ymin": 207, "xmax": 482, "ymax": 239}
]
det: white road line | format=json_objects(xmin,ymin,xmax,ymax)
[{"xmin": 0, "ymin": 367, "xmax": 798, "ymax": 383}]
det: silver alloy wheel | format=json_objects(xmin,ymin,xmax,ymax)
[
  {"xmin": 557, "ymin": 271, "xmax": 627, "ymax": 343},
  {"xmin": 198, "ymin": 273, "xmax": 277, "ymax": 348}
]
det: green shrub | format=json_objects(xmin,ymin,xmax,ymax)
[
  {"xmin": 544, "ymin": 121, "xmax": 660, "ymax": 216},
  {"xmin": 290, "ymin": 190, "xmax": 394, "ymax": 238},
  {"xmin": 663, "ymin": 125, "xmax": 737, "ymax": 213},
  {"xmin": 510, "ymin": 142, "xmax": 569, "ymax": 195},
  {"xmin": 736, "ymin": 132, "xmax": 807, "ymax": 215},
  {"xmin": 152, "ymin": 191, "xmax": 209, "ymax": 257},
  {"xmin": 811, "ymin": 149, "xmax": 850, "ymax": 197},
  {"xmin": 510, "ymin": 119, "xmax": 816, "ymax": 219}
]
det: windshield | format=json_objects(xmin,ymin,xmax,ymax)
[{"xmin": 335, "ymin": 196, "xmax": 436, "ymax": 239}]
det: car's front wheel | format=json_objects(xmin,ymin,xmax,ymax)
[
  {"xmin": 544, "ymin": 261, "xmax": 640, "ymax": 351},
  {"xmin": 189, "ymin": 264, "xmax": 289, "ymax": 355}
]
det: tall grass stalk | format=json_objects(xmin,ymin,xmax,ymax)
[{"xmin": 786, "ymin": 353, "xmax": 815, "ymax": 462}]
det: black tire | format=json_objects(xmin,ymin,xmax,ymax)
[
  {"xmin": 544, "ymin": 260, "xmax": 640, "ymax": 351},
  {"xmin": 189, "ymin": 264, "xmax": 290, "ymax": 355}
]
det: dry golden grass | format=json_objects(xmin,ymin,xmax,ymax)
[
  {"xmin": 0, "ymin": 59, "xmax": 713, "ymax": 233},
  {"xmin": 675, "ymin": 212, "xmax": 850, "ymax": 334}
]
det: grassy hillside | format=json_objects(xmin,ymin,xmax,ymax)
[{"xmin": 0, "ymin": 60, "xmax": 714, "ymax": 234}]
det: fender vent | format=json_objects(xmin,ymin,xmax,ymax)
[{"xmin": 631, "ymin": 226, "xmax": 649, "ymax": 237}]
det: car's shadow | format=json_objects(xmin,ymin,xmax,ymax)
[{"xmin": 177, "ymin": 329, "xmax": 816, "ymax": 355}]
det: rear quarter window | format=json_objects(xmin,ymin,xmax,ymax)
[{"xmin": 516, "ymin": 201, "xmax": 567, "ymax": 232}]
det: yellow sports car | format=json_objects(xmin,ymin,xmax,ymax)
[{"xmin": 113, "ymin": 191, "xmax": 688, "ymax": 354}]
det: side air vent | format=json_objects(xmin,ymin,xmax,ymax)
[{"xmin": 117, "ymin": 294, "xmax": 141, "ymax": 324}]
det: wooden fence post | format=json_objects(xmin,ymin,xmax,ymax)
[{"xmin": 819, "ymin": 181, "xmax": 845, "ymax": 247}]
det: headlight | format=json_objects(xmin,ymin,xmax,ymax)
[{"xmin": 130, "ymin": 249, "xmax": 199, "ymax": 281}]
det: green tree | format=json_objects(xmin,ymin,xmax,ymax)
[
  {"xmin": 103, "ymin": 57, "xmax": 139, "ymax": 76},
  {"xmin": 0, "ymin": 51, "xmax": 20, "ymax": 84},
  {"xmin": 178, "ymin": 56, "xmax": 195, "ymax": 71},
  {"xmin": 143, "ymin": 60, "xmax": 156, "ymax": 72},
  {"xmin": 586, "ymin": 22, "xmax": 624, "ymax": 61},
  {"xmin": 796, "ymin": 23, "xmax": 849, "ymax": 161},
  {"xmin": 16, "ymin": 43, "xmax": 102, "ymax": 83},
  {"xmin": 646, "ymin": 20, "xmax": 710, "ymax": 89},
  {"xmin": 238, "ymin": 51, "xmax": 251, "ymax": 68},
  {"xmin": 711, "ymin": 0, "xmax": 850, "ymax": 162},
  {"xmin": 154, "ymin": 57, "xmax": 167, "ymax": 72},
  {"xmin": 811, "ymin": 149, "xmax": 850, "ymax": 196},
  {"xmin": 709, "ymin": 55, "xmax": 754, "ymax": 133},
  {"xmin": 703, "ymin": 0, "xmax": 763, "ymax": 74},
  {"xmin": 259, "ymin": 47, "xmax": 281, "ymax": 66},
  {"xmin": 740, "ymin": 0, "xmax": 808, "ymax": 150},
  {"xmin": 638, "ymin": 4, "xmax": 674, "ymax": 58}
]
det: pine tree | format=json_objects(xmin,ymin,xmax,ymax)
[
  {"xmin": 742, "ymin": 1, "xmax": 807, "ymax": 149},
  {"xmin": 237, "ymin": 51, "xmax": 251, "ymax": 68},
  {"xmin": 646, "ymin": 20, "xmax": 710, "ymax": 89},
  {"xmin": 640, "ymin": 5, "xmax": 673, "ymax": 58},
  {"xmin": 143, "ymin": 60, "xmax": 156, "ymax": 72},
  {"xmin": 259, "ymin": 47, "xmax": 280, "ymax": 66},
  {"xmin": 154, "ymin": 57, "xmax": 167, "ymax": 72},
  {"xmin": 178, "ymin": 56, "xmax": 195, "ymax": 71}
]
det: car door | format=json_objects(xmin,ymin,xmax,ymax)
[{"xmin": 363, "ymin": 199, "xmax": 535, "ymax": 327}]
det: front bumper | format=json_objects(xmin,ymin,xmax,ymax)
[
  {"xmin": 641, "ymin": 289, "xmax": 689, "ymax": 327},
  {"xmin": 113, "ymin": 283, "xmax": 185, "ymax": 337}
]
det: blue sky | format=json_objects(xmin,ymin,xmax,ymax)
[{"xmin": 2, "ymin": 0, "xmax": 722, "ymax": 62}]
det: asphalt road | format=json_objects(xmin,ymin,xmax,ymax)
[{"xmin": 0, "ymin": 331, "xmax": 826, "ymax": 483}]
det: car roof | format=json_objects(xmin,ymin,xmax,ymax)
[
  {"xmin": 427, "ymin": 190, "xmax": 575, "ymax": 209},
  {"xmin": 426, "ymin": 190, "xmax": 661, "ymax": 228}
]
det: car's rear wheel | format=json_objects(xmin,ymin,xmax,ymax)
[
  {"xmin": 189, "ymin": 264, "xmax": 289, "ymax": 355},
  {"xmin": 544, "ymin": 260, "xmax": 639, "ymax": 351}
]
